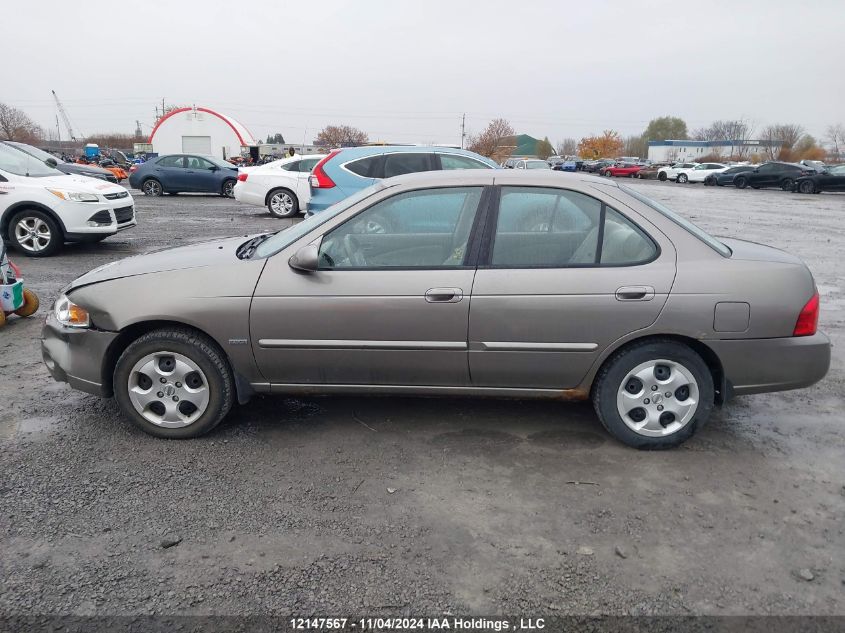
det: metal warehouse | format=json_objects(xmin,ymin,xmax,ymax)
[
  {"xmin": 647, "ymin": 139, "xmax": 783, "ymax": 162},
  {"xmin": 148, "ymin": 106, "xmax": 257, "ymax": 159}
]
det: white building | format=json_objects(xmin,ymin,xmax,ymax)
[
  {"xmin": 148, "ymin": 106, "xmax": 258, "ymax": 159},
  {"xmin": 647, "ymin": 139, "xmax": 783, "ymax": 163}
]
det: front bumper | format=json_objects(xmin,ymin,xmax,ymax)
[
  {"xmin": 706, "ymin": 332, "xmax": 831, "ymax": 396},
  {"xmin": 41, "ymin": 312, "xmax": 118, "ymax": 397}
]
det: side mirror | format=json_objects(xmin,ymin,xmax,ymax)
[
  {"xmin": 289, "ymin": 242, "xmax": 320, "ymax": 272},
  {"xmin": 209, "ymin": 165, "xmax": 219, "ymax": 171},
  {"xmin": 46, "ymin": 157, "xmax": 58, "ymax": 168}
]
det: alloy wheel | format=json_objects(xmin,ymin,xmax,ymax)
[
  {"xmin": 270, "ymin": 192, "xmax": 294, "ymax": 215},
  {"xmin": 14, "ymin": 217, "xmax": 52, "ymax": 253},
  {"xmin": 127, "ymin": 351, "xmax": 210, "ymax": 428},
  {"xmin": 616, "ymin": 359, "xmax": 699, "ymax": 437},
  {"xmin": 143, "ymin": 180, "xmax": 162, "ymax": 196},
  {"xmin": 223, "ymin": 181, "xmax": 235, "ymax": 197}
]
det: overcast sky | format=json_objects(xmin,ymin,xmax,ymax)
[{"xmin": 6, "ymin": 0, "xmax": 844, "ymax": 146}]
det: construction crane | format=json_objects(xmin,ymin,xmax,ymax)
[{"xmin": 51, "ymin": 90, "xmax": 79, "ymax": 141}]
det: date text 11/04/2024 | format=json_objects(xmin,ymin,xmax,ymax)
[{"xmin": 290, "ymin": 617, "xmax": 546, "ymax": 630}]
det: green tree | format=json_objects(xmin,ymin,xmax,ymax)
[
  {"xmin": 536, "ymin": 136, "xmax": 554, "ymax": 159},
  {"xmin": 266, "ymin": 133, "xmax": 285, "ymax": 144},
  {"xmin": 643, "ymin": 116, "xmax": 688, "ymax": 142}
]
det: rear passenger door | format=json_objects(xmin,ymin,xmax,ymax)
[
  {"xmin": 154, "ymin": 155, "xmax": 186, "ymax": 189},
  {"xmin": 468, "ymin": 186, "xmax": 676, "ymax": 390}
]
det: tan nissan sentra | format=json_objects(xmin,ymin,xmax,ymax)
[{"xmin": 42, "ymin": 170, "xmax": 830, "ymax": 448}]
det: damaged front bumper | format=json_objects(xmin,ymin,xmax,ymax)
[{"xmin": 41, "ymin": 312, "xmax": 118, "ymax": 397}]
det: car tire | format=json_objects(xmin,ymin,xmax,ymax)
[
  {"xmin": 266, "ymin": 188, "xmax": 299, "ymax": 218},
  {"xmin": 142, "ymin": 179, "xmax": 163, "ymax": 196},
  {"xmin": 14, "ymin": 289, "xmax": 40, "ymax": 317},
  {"xmin": 799, "ymin": 180, "xmax": 815, "ymax": 194},
  {"xmin": 592, "ymin": 339, "xmax": 714, "ymax": 449},
  {"xmin": 7, "ymin": 209, "xmax": 63, "ymax": 257},
  {"xmin": 658, "ymin": 172, "xmax": 667, "ymax": 181},
  {"xmin": 734, "ymin": 176, "xmax": 748, "ymax": 189},
  {"xmin": 780, "ymin": 178, "xmax": 794, "ymax": 192},
  {"xmin": 677, "ymin": 173, "xmax": 688, "ymax": 184},
  {"xmin": 113, "ymin": 327, "xmax": 235, "ymax": 439},
  {"xmin": 221, "ymin": 180, "xmax": 236, "ymax": 198}
]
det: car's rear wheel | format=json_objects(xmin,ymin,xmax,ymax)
[
  {"xmin": 114, "ymin": 328, "xmax": 235, "ymax": 439},
  {"xmin": 780, "ymin": 178, "xmax": 794, "ymax": 191},
  {"xmin": 704, "ymin": 176, "xmax": 715, "ymax": 186},
  {"xmin": 677, "ymin": 173, "xmax": 688, "ymax": 183},
  {"xmin": 799, "ymin": 180, "xmax": 816, "ymax": 194},
  {"xmin": 267, "ymin": 189, "xmax": 299, "ymax": 218},
  {"xmin": 142, "ymin": 179, "xmax": 163, "ymax": 196},
  {"xmin": 658, "ymin": 172, "xmax": 667, "ymax": 181},
  {"xmin": 734, "ymin": 176, "xmax": 748, "ymax": 189},
  {"xmin": 592, "ymin": 340, "xmax": 714, "ymax": 449},
  {"xmin": 221, "ymin": 180, "xmax": 236, "ymax": 198},
  {"xmin": 8, "ymin": 209, "xmax": 62, "ymax": 257}
]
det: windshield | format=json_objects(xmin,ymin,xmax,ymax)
[
  {"xmin": 619, "ymin": 184, "xmax": 731, "ymax": 257},
  {"xmin": 252, "ymin": 183, "xmax": 387, "ymax": 259},
  {"xmin": 526, "ymin": 161, "xmax": 550, "ymax": 169},
  {"xmin": 208, "ymin": 156, "xmax": 236, "ymax": 169},
  {"xmin": 0, "ymin": 143, "xmax": 63, "ymax": 177},
  {"xmin": 8, "ymin": 141, "xmax": 65, "ymax": 165}
]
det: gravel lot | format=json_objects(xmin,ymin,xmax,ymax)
[{"xmin": 1, "ymin": 179, "xmax": 843, "ymax": 617}]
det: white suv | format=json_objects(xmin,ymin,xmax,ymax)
[
  {"xmin": 0, "ymin": 143, "xmax": 135, "ymax": 257},
  {"xmin": 657, "ymin": 162, "xmax": 699, "ymax": 182}
]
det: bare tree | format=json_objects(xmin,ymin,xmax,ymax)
[
  {"xmin": 314, "ymin": 124, "xmax": 369, "ymax": 148},
  {"xmin": 624, "ymin": 134, "xmax": 648, "ymax": 159},
  {"xmin": 760, "ymin": 123, "xmax": 805, "ymax": 160},
  {"xmin": 556, "ymin": 138, "xmax": 577, "ymax": 156},
  {"xmin": 825, "ymin": 124, "xmax": 844, "ymax": 160},
  {"xmin": 467, "ymin": 118, "xmax": 515, "ymax": 162},
  {"xmin": 0, "ymin": 102, "xmax": 44, "ymax": 143}
]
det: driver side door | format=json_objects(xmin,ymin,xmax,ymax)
[{"xmin": 249, "ymin": 185, "xmax": 487, "ymax": 386}]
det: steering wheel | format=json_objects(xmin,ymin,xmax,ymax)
[{"xmin": 342, "ymin": 234, "xmax": 368, "ymax": 267}]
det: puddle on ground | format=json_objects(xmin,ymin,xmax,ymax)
[
  {"xmin": 527, "ymin": 429, "xmax": 606, "ymax": 449},
  {"xmin": 0, "ymin": 415, "xmax": 56, "ymax": 439},
  {"xmin": 430, "ymin": 428, "xmax": 523, "ymax": 451}
]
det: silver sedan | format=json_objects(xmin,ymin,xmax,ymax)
[{"xmin": 42, "ymin": 170, "xmax": 830, "ymax": 448}]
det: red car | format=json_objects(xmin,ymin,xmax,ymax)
[{"xmin": 601, "ymin": 163, "xmax": 643, "ymax": 178}]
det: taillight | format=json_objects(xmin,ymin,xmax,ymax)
[
  {"xmin": 237, "ymin": 173, "xmax": 248, "ymax": 182},
  {"xmin": 310, "ymin": 149, "xmax": 341, "ymax": 189},
  {"xmin": 793, "ymin": 291, "xmax": 819, "ymax": 337}
]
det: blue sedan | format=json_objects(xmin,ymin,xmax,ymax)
[{"xmin": 128, "ymin": 154, "xmax": 239, "ymax": 197}]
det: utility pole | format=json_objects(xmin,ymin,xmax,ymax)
[
  {"xmin": 461, "ymin": 113, "xmax": 466, "ymax": 149},
  {"xmin": 56, "ymin": 116, "xmax": 61, "ymax": 143}
]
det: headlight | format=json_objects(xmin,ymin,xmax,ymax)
[
  {"xmin": 47, "ymin": 189, "xmax": 100, "ymax": 202},
  {"xmin": 54, "ymin": 294, "xmax": 90, "ymax": 328}
]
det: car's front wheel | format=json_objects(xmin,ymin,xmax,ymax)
[
  {"xmin": 142, "ymin": 179, "xmax": 163, "ymax": 196},
  {"xmin": 677, "ymin": 173, "xmax": 688, "ymax": 183},
  {"xmin": 221, "ymin": 180, "xmax": 236, "ymax": 198},
  {"xmin": 798, "ymin": 180, "xmax": 816, "ymax": 194},
  {"xmin": 734, "ymin": 176, "xmax": 748, "ymax": 189},
  {"xmin": 8, "ymin": 209, "xmax": 63, "ymax": 257},
  {"xmin": 592, "ymin": 340, "xmax": 714, "ymax": 449},
  {"xmin": 114, "ymin": 328, "xmax": 235, "ymax": 439},
  {"xmin": 267, "ymin": 189, "xmax": 299, "ymax": 218},
  {"xmin": 780, "ymin": 178, "xmax": 794, "ymax": 191}
]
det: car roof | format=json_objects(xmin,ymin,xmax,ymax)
[
  {"xmin": 329, "ymin": 145, "xmax": 493, "ymax": 161},
  {"xmin": 378, "ymin": 168, "xmax": 619, "ymax": 191}
]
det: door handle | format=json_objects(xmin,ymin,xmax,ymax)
[
  {"xmin": 615, "ymin": 286, "xmax": 655, "ymax": 301},
  {"xmin": 425, "ymin": 288, "xmax": 463, "ymax": 303}
]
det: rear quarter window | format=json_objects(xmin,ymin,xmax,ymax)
[{"xmin": 345, "ymin": 156, "xmax": 382, "ymax": 178}]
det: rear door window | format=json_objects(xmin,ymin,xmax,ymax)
[
  {"xmin": 158, "ymin": 156, "xmax": 184, "ymax": 168},
  {"xmin": 383, "ymin": 153, "xmax": 433, "ymax": 178}
]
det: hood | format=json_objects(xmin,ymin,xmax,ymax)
[
  {"xmin": 38, "ymin": 173, "xmax": 126, "ymax": 195},
  {"xmin": 720, "ymin": 238, "xmax": 804, "ymax": 265},
  {"xmin": 67, "ymin": 234, "xmax": 257, "ymax": 291}
]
